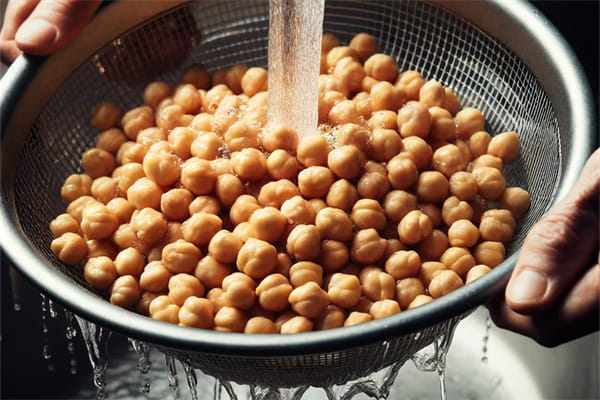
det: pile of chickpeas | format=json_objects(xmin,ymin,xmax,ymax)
[{"xmin": 50, "ymin": 32, "xmax": 531, "ymax": 334}]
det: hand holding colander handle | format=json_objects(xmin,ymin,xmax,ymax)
[{"xmin": 490, "ymin": 148, "xmax": 600, "ymax": 347}]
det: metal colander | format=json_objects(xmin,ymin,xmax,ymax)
[{"xmin": 0, "ymin": 0, "xmax": 594, "ymax": 389}]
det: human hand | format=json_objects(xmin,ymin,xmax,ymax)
[
  {"xmin": 0, "ymin": 0, "xmax": 102, "ymax": 64},
  {"xmin": 489, "ymin": 148, "xmax": 600, "ymax": 346}
]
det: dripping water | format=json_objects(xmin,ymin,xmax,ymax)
[
  {"xmin": 40, "ymin": 293, "xmax": 55, "ymax": 372},
  {"xmin": 129, "ymin": 339, "xmax": 153, "ymax": 394},
  {"xmin": 481, "ymin": 315, "xmax": 492, "ymax": 363},
  {"xmin": 165, "ymin": 353, "xmax": 179, "ymax": 395},
  {"xmin": 75, "ymin": 316, "xmax": 112, "ymax": 400}
]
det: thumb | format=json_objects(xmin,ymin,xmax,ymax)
[
  {"xmin": 505, "ymin": 148, "xmax": 600, "ymax": 314},
  {"xmin": 14, "ymin": 0, "xmax": 102, "ymax": 56}
]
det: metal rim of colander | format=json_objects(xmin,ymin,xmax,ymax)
[{"xmin": 0, "ymin": 0, "xmax": 595, "ymax": 357}]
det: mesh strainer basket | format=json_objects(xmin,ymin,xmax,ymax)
[{"xmin": 0, "ymin": 0, "xmax": 595, "ymax": 389}]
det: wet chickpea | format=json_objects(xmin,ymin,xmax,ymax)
[
  {"xmin": 110, "ymin": 275, "xmax": 141, "ymax": 308},
  {"xmin": 178, "ymin": 296, "xmax": 214, "ymax": 329},
  {"xmin": 90, "ymin": 102, "xmax": 122, "ymax": 130},
  {"xmin": 428, "ymin": 269, "xmax": 464, "ymax": 298},
  {"xmin": 229, "ymin": 195, "xmax": 260, "ymax": 226},
  {"xmin": 321, "ymin": 33, "xmax": 340, "ymax": 54},
  {"xmin": 344, "ymin": 311, "xmax": 373, "ymax": 327},
  {"xmin": 142, "ymin": 152, "xmax": 180, "ymax": 187},
  {"xmin": 418, "ymin": 203, "xmax": 443, "ymax": 228},
  {"xmin": 354, "ymin": 91, "xmax": 374, "ymax": 119},
  {"xmin": 61, "ymin": 173, "xmax": 93, "ymax": 203},
  {"xmin": 441, "ymin": 87, "xmax": 461, "ymax": 115},
  {"xmin": 349, "ymin": 32, "xmax": 379, "ymax": 62},
  {"xmin": 385, "ymin": 249, "xmax": 421, "ymax": 280},
  {"xmin": 448, "ymin": 218, "xmax": 479, "ymax": 248},
  {"xmin": 471, "ymin": 154, "xmax": 504, "ymax": 172},
  {"xmin": 367, "ymin": 129, "xmax": 402, "ymax": 163},
  {"xmin": 130, "ymin": 208, "xmax": 167, "ymax": 245},
  {"xmin": 265, "ymin": 150, "xmax": 301, "ymax": 180},
  {"xmin": 440, "ymin": 247, "xmax": 476, "ymax": 278},
  {"xmin": 202, "ymin": 84, "xmax": 232, "ymax": 113},
  {"xmin": 205, "ymin": 230, "xmax": 242, "ymax": 264},
  {"xmin": 449, "ymin": 171, "xmax": 478, "ymax": 201},
  {"xmin": 415, "ymin": 171, "xmax": 449, "ymax": 204},
  {"xmin": 167, "ymin": 273, "xmax": 205, "ymax": 307},
  {"xmin": 359, "ymin": 266, "xmax": 395, "ymax": 301},
  {"xmin": 441, "ymin": 196, "xmax": 474, "ymax": 227},
  {"xmin": 281, "ymin": 195, "xmax": 316, "ymax": 228},
  {"xmin": 401, "ymin": 136, "xmax": 433, "ymax": 170},
  {"xmin": 181, "ymin": 212, "xmax": 222, "ymax": 247},
  {"xmin": 262, "ymin": 123, "xmax": 299, "ymax": 153},
  {"xmin": 239, "ymin": 67, "xmax": 267, "ymax": 97},
  {"xmin": 335, "ymin": 123, "xmax": 370, "ymax": 153},
  {"xmin": 193, "ymin": 255, "xmax": 233, "ymax": 289},
  {"xmin": 289, "ymin": 261, "xmax": 323, "ymax": 288},
  {"xmin": 333, "ymin": 56, "xmax": 365, "ymax": 95},
  {"xmin": 416, "ymin": 229, "xmax": 449, "ymax": 260},
  {"xmin": 297, "ymin": 134, "xmax": 331, "ymax": 167},
  {"xmin": 244, "ymin": 316, "xmax": 277, "ymax": 334},
  {"xmin": 364, "ymin": 53, "xmax": 398, "ymax": 82},
  {"xmin": 383, "ymin": 190, "xmax": 417, "ymax": 223},
  {"xmin": 396, "ymin": 70, "xmax": 425, "ymax": 100},
  {"xmin": 500, "ymin": 187, "xmax": 531, "ymax": 219},
  {"xmin": 236, "ymin": 238, "xmax": 277, "ymax": 279},
  {"xmin": 432, "ymin": 144, "xmax": 468, "ymax": 178},
  {"xmin": 455, "ymin": 107, "xmax": 485, "ymax": 140},
  {"xmin": 254, "ymin": 273, "xmax": 292, "ymax": 313},
  {"xmin": 120, "ymin": 142, "xmax": 148, "ymax": 165},
  {"xmin": 84, "ymin": 256, "xmax": 118, "ymax": 289},
  {"xmin": 213, "ymin": 306, "xmax": 248, "ymax": 333},
  {"xmin": 137, "ymin": 128, "xmax": 168, "ymax": 148},
  {"xmin": 323, "ymin": 273, "xmax": 360, "ymax": 308},
  {"xmin": 172, "ymin": 84, "xmax": 202, "ymax": 114},
  {"xmin": 179, "ymin": 63, "xmax": 211, "ymax": 90},
  {"xmin": 315, "ymin": 304, "xmax": 346, "ymax": 330},
  {"xmin": 224, "ymin": 64, "xmax": 248, "ymax": 94},
  {"xmin": 95, "ymin": 128, "xmax": 128, "ymax": 154},
  {"xmin": 465, "ymin": 264, "xmax": 492, "ymax": 284},
  {"xmin": 189, "ymin": 132, "xmax": 222, "ymax": 161},
  {"xmin": 50, "ymin": 213, "xmax": 80, "ymax": 238},
  {"xmin": 357, "ymin": 171, "xmax": 390, "ymax": 201},
  {"xmin": 468, "ymin": 131, "xmax": 491, "ymax": 159},
  {"xmin": 159, "ymin": 188, "xmax": 193, "ymax": 222},
  {"xmin": 161, "ymin": 239, "xmax": 202, "ymax": 274},
  {"xmin": 329, "ymin": 99, "xmax": 361, "ymax": 125},
  {"xmin": 66, "ymin": 195, "xmax": 99, "ymax": 223},
  {"xmin": 159, "ymin": 104, "xmax": 192, "ymax": 131},
  {"xmin": 81, "ymin": 148, "xmax": 116, "ymax": 179},
  {"xmin": 113, "ymin": 162, "xmax": 143, "ymax": 193},
  {"xmin": 488, "ymin": 131, "xmax": 521, "ymax": 163},
  {"xmin": 51, "ymin": 232, "xmax": 88, "ymax": 265},
  {"xmin": 370, "ymin": 81, "xmax": 405, "ymax": 111},
  {"xmin": 419, "ymin": 79, "xmax": 446, "ymax": 108},
  {"xmin": 408, "ymin": 294, "xmax": 434, "ymax": 309},
  {"xmin": 370, "ymin": 299, "xmax": 401, "ymax": 319},
  {"xmin": 103, "ymin": 198, "xmax": 133, "ymax": 225},
  {"xmin": 318, "ymin": 240, "xmax": 350, "ymax": 272},
  {"xmin": 350, "ymin": 199, "xmax": 386, "ymax": 231},
  {"xmin": 180, "ymin": 157, "xmax": 217, "ymax": 195},
  {"xmin": 114, "ymin": 247, "xmax": 145, "ymax": 277},
  {"xmin": 395, "ymin": 277, "xmax": 426, "ymax": 310},
  {"xmin": 479, "ymin": 209, "xmax": 516, "ymax": 242},
  {"xmin": 212, "ymin": 174, "xmax": 244, "ymax": 209},
  {"xmin": 289, "ymin": 281, "xmax": 329, "ymax": 319},
  {"xmin": 398, "ymin": 210, "xmax": 433, "ymax": 245},
  {"xmin": 80, "ymin": 203, "xmax": 119, "ymax": 240},
  {"xmin": 280, "ymin": 315, "xmax": 314, "ymax": 333},
  {"xmin": 135, "ymin": 291, "xmax": 161, "ymax": 316},
  {"xmin": 417, "ymin": 261, "xmax": 446, "ymax": 287},
  {"xmin": 326, "ymin": 46, "xmax": 358, "ymax": 71},
  {"xmin": 166, "ymin": 127, "xmax": 196, "ymax": 160},
  {"xmin": 286, "ymin": 224, "xmax": 321, "ymax": 261},
  {"xmin": 247, "ymin": 207, "xmax": 286, "ymax": 243},
  {"xmin": 221, "ymin": 272, "xmax": 256, "ymax": 310},
  {"xmin": 473, "ymin": 241, "xmax": 505, "ymax": 269},
  {"xmin": 257, "ymin": 179, "xmax": 300, "ymax": 209},
  {"xmin": 326, "ymin": 179, "xmax": 359, "ymax": 212},
  {"xmin": 122, "ymin": 106, "xmax": 154, "ymax": 140},
  {"xmin": 86, "ymin": 238, "xmax": 119, "ymax": 259},
  {"xmin": 367, "ymin": 110, "xmax": 398, "ymax": 130},
  {"xmin": 327, "ymin": 145, "xmax": 365, "ymax": 179},
  {"xmin": 139, "ymin": 261, "xmax": 172, "ymax": 292},
  {"xmin": 143, "ymin": 81, "xmax": 172, "ymax": 109},
  {"xmin": 351, "ymin": 228, "xmax": 387, "ymax": 264},
  {"xmin": 230, "ymin": 148, "xmax": 267, "ymax": 182},
  {"xmin": 387, "ymin": 153, "xmax": 419, "ymax": 190},
  {"xmin": 315, "ymin": 207, "xmax": 353, "ymax": 242},
  {"xmin": 298, "ymin": 166, "xmax": 335, "ymax": 198},
  {"xmin": 189, "ymin": 195, "xmax": 221, "ymax": 216},
  {"xmin": 127, "ymin": 177, "xmax": 163, "ymax": 210},
  {"xmin": 472, "ymin": 166, "xmax": 506, "ymax": 201}
]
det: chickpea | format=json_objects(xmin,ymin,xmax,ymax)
[
  {"xmin": 254, "ymin": 273, "xmax": 291, "ymax": 313},
  {"xmin": 315, "ymin": 304, "xmax": 346, "ymax": 330},
  {"xmin": 333, "ymin": 56, "xmax": 365, "ymax": 95},
  {"xmin": 188, "ymin": 132, "xmax": 222, "ymax": 161},
  {"xmin": 138, "ymin": 261, "xmax": 171, "ymax": 292},
  {"xmin": 192, "ymin": 255, "xmax": 232, "ymax": 289},
  {"xmin": 66, "ymin": 195, "xmax": 99, "ymax": 223},
  {"xmin": 325, "ymin": 179, "xmax": 359, "ymax": 212},
  {"xmin": 238, "ymin": 66, "xmax": 267, "ymax": 97},
  {"xmin": 289, "ymin": 261, "xmax": 323, "ymax": 288},
  {"xmin": 448, "ymin": 171, "xmax": 478, "ymax": 201},
  {"xmin": 318, "ymin": 90, "xmax": 347, "ymax": 122},
  {"xmin": 472, "ymin": 166, "xmax": 506, "ymax": 200},
  {"xmin": 224, "ymin": 64, "xmax": 247, "ymax": 94},
  {"xmin": 110, "ymin": 275, "xmax": 141, "ymax": 308},
  {"xmin": 206, "ymin": 287, "xmax": 228, "ymax": 313},
  {"xmin": 84, "ymin": 256, "xmax": 117, "ymax": 289},
  {"xmin": 280, "ymin": 315, "xmax": 314, "ymax": 334},
  {"xmin": 122, "ymin": 142, "xmax": 150, "ymax": 165},
  {"xmin": 122, "ymin": 106, "xmax": 154, "ymax": 140},
  {"xmin": 143, "ymin": 81, "xmax": 172, "ymax": 110},
  {"xmin": 327, "ymin": 145, "xmax": 365, "ymax": 180},
  {"xmin": 315, "ymin": 207, "xmax": 353, "ymax": 242},
  {"xmin": 479, "ymin": 209, "xmax": 516, "ymax": 242},
  {"xmin": 204, "ymin": 230, "xmax": 241, "ymax": 265},
  {"xmin": 428, "ymin": 269, "xmax": 464, "ymax": 298},
  {"xmin": 357, "ymin": 172, "xmax": 391, "ymax": 201},
  {"xmin": 418, "ymin": 79, "xmax": 446, "ymax": 108},
  {"xmin": 487, "ymin": 131, "xmax": 521, "ymax": 163},
  {"xmin": 229, "ymin": 195, "xmax": 261, "ymax": 226},
  {"xmin": 281, "ymin": 195, "xmax": 316, "ymax": 228},
  {"xmin": 266, "ymin": 150, "xmax": 301, "ymax": 180},
  {"xmin": 80, "ymin": 202, "xmax": 118, "ymax": 240},
  {"xmin": 81, "ymin": 148, "xmax": 116, "ymax": 179},
  {"xmin": 114, "ymin": 247, "xmax": 145, "ymax": 277},
  {"xmin": 103, "ymin": 198, "xmax": 133, "ymax": 225},
  {"xmin": 364, "ymin": 53, "xmax": 398, "ymax": 82},
  {"xmin": 405, "ymin": 294, "xmax": 434, "ymax": 310},
  {"xmin": 130, "ymin": 207, "xmax": 167, "ymax": 244},
  {"xmin": 396, "ymin": 101, "xmax": 431, "ymax": 140},
  {"xmin": 370, "ymin": 299, "xmax": 401, "ymax": 319},
  {"xmin": 396, "ymin": 70, "xmax": 425, "ymax": 101},
  {"xmin": 244, "ymin": 316, "xmax": 277, "ymax": 334},
  {"xmin": 137, "ymin": 128, "xmax": 168, "ymax": 148},
  {"xmin": 171, "ymin": 83, "xmax": 202, "ymax": 114},
  {"xmin": 322, "ymin": 273, "xmax": 360, "ymax": 309},
  {"xmin": 398, "ymin": 210, "xmax": 433, "ymax": 245},
  {"xmin": 395, "ymin": 277, "xmax": 426, "ymax": 310},
  {"xmin": 230, "ymin": 148, "xmax": 267, "ymax": 182},
  {"xmin": 384, "ymin": 249, "xmax": 419, "ymax": 279},
  {"xmin": 90, "ymin": 102, "xmax": 122, "ymax": 131},
  {"xmin": 261, "ymin": 123, "xmax": 298, "ymax": 153},
  {"xmin": 86, "ymin": 238, "xmax": 118, "ymax": 259},
  {"xmin": 318, "ymin": 240, "xmax": 350, "ymax": 272},
  {"xmin": 351, "ymin": 229, "xmax": 387, "ymax": 264},
  {"xmin": 432, "ymin": 144, "xmax": 468, "ymax": 178},
  {"xmin": 220, "ymin": 120, "xmax": 257, "ymax": 151},
  {"xmin": 177, "ymin": 296, "xmax": 214, "ymax": 329},
  {"xmin": 94, "ymin": 128, "xmax": 127, "ymax": 155},
  {"xmin": 326, "ymin": 46, "xmax": 358, "ymax": 71},
  {"xmin": 142, "ymin": 152, "xmax": 180, "ymax": 188},
  {"xmin": 370, "ymin": 81, "xmax": 405, "ymax": 112},
  {"xmin": 273, "ymin": 252, "xmax": 293, "ymax": 276},
  {"xmin": 221, "ymin": 272, "xmax": 256, "ymax": 310},
  {"xmin": 471, "ymin": 154, "xmax": 504, "ymax": 172},
  {"xmin": 359, "ymin": 266, "xmax": 395, "ymax": 301},
  {"xmin": 500, "ymin": 187, "xmax": 531, "ymax": 219},
  {"xmin": 387, "ymin": 153, "xmax": 419, "ymax": 189},
  {"xmin": 418, "ymin": 261, "xmax": 447, "ymax": 287},
  {"xmin": 297, "ymin": 134, "xmax": 331, "ymax": 167},
  {"xmin": 441, "ymin": 196, "xmax": 474, "ymax": 227},
  {"xmin": 328, "ymin": 99, "xmax": 361, "ymax": 125},
  {"xmin": 160, "ymin": 239, "xmax": 201, "ymax": 274},
  {"xmin": 415, "ymin": 171, "xmax": 449, "ymax": 203},
  {"xmin": 61, "ymin": 173, "xmax": 93, "ymax": 203},
  {"xmin": 349, "ymin": 32, "xmax": 379, "ymax": 62},
  {"xmin": 202, "ymin": 84, "xmax": 233, "ymax": 113},
  {"xmin": 247, "ymin": 207, "xmax": 286, "ymax": 243},
  {"xmin": 212, "ymin": 174, "xmax": 244, "ymax": 209},
  {"xmin": 189, "ymin": 195, "xmax": 221, "ymax": 216},
  {"xmin": 321, "ymin": 33, "xmax": 340, "ymax": 54},
  {"xmin": 181, "ymin": 212, "xmax": 222, "ymax": 246},
  {"xmin": 383, "ymin": 190, "xmax": 417, "ymax": 223},
  {"xmin": 165, "ymin": 127, "xmax": 195, "ymax": 160},
  {"xmin": 288, "ymin": 281, "xmax": 329, "ymax": 319},
  {"xmin": 113, "ymin": 163, "xmax": 142, "ymax": 194},
  {"xmin": 416, "ymin": 229, "xmax": 448, "ymax": 260},
  {"xmin": 298, "ymin": 166, "xmax": 335, "ymax": 198},
  {"xmin": 181, "ymin": 63, "xmax": 211, "ymax": 90},
  {"xmin": 385, "ymin": 238, "xmax": 406, "ymax": 256},
  {"xmin": 166, "ymin": 273, "xmax": 204, "ymax": 307},
  {"xmin": 335, "ymin": 123, "xmax": 371, "ymax": 153},
  {"xmin": 465, "ymin": 264, "xmax": 492, "ymax": 284},
  {"xmin": 158, "ymin": 188, "xmax": 192, "ymax": 222},
  {"xmin": 257, "ymin": 179, "xmax": 300, "ymax": 209},
  {"xmin": 440, "ymin": 247, "xmax": 476, "ymax": 278},
  {"xmin": 401, "ymin": 136, "xmax": 433, "ymax": 170},
  {"xmin": 180, "ymin": 157, "xmax": 217, "ymax": 196},
  {"xmin": 309, "ymin": 198, "xmax": 328, "ymax": 215},
  {"xmin": 353, "ymin": 90, "xmax": 374, "ymax": 119},
  {"xmin": 367, "ymin": 110, "xmax": 398, "ymax": 130},
  {"xmin": 126, "ymin": 177, "xmax": 162, "ymax": 210},
  {"xmin": 351, "ymin": 199, "xmax": 386, "ymax": 231},
  {"xmin": 236, "ymin": 238, "xmax": 277, "ymax": 279},
  {"xmin": 134, "ymin": 291, "xmax": 160, "ymax": 316},
  {"xmin": 214, "ymin": 306, "xmax": 248, "ymax": 333},
  {"xmin": 447, "ymin": 219, "xmax": 480, "ymax": 248},
  {"xmin": 344, "ymin": 311, "xmax": 373, "ymax": 327},
  {"xmin": 418, "ymin": 203, "xmax": 443, "ymax": 228},
  {"xmin": 50, "ymin": 232, "xmax": 88, "ymax": 265},
  {"xmin": 286, "ymin": 224, "xmax": 321, "ymax": 261},
  {"xmin": 50, "ymin": 213, "xmax": 80, "ymax": 237},
  {"xmin": 455, "ymin": 107, "xmax": 485, "ymax": 140},
  {"xmin": 468, "ymin": 131, "xmax": 491, "ymax": 159}
]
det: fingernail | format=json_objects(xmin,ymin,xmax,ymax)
[
  {"xmin": 507, "ymin": 269, "xmax": 548, "ymax": 303},
  {"xmin": 15, "ymin": 18, "xmax": 58, "ymax": 48}
]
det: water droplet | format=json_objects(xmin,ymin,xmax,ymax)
[
  {"xmin": 13, "ymin": 303, "xmax": 21, "ymax": 312},
  {"xmin": 141, "ymin": 381, "xmax": 151, "ymax": 394},
  {"xmin": 43, "ymin": 344, "xmax": 52, "ymax": 360},
  {"xmin": 48, "ymin": 299, "xmax": 58, "ymax": 318}
]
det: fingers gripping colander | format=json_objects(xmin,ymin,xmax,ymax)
[{"xmin": 0, "ymin": 0, "xmax": 595, "ymax": 389}]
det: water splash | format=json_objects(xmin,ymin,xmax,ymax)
[
  {"xmin": 183, "ymin": 359, "xmax": 199, "ymax": 400},
  {"xmin": 249, "ymin": 385, "xmax": 309, "ymax": 400},
  {"xmin": 165, "ymin": 353, "xmax": 179, "ymax": 395},
  {"xmin": 75, "ymin": 316, "xmax": 112, "ymax": 400}
]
